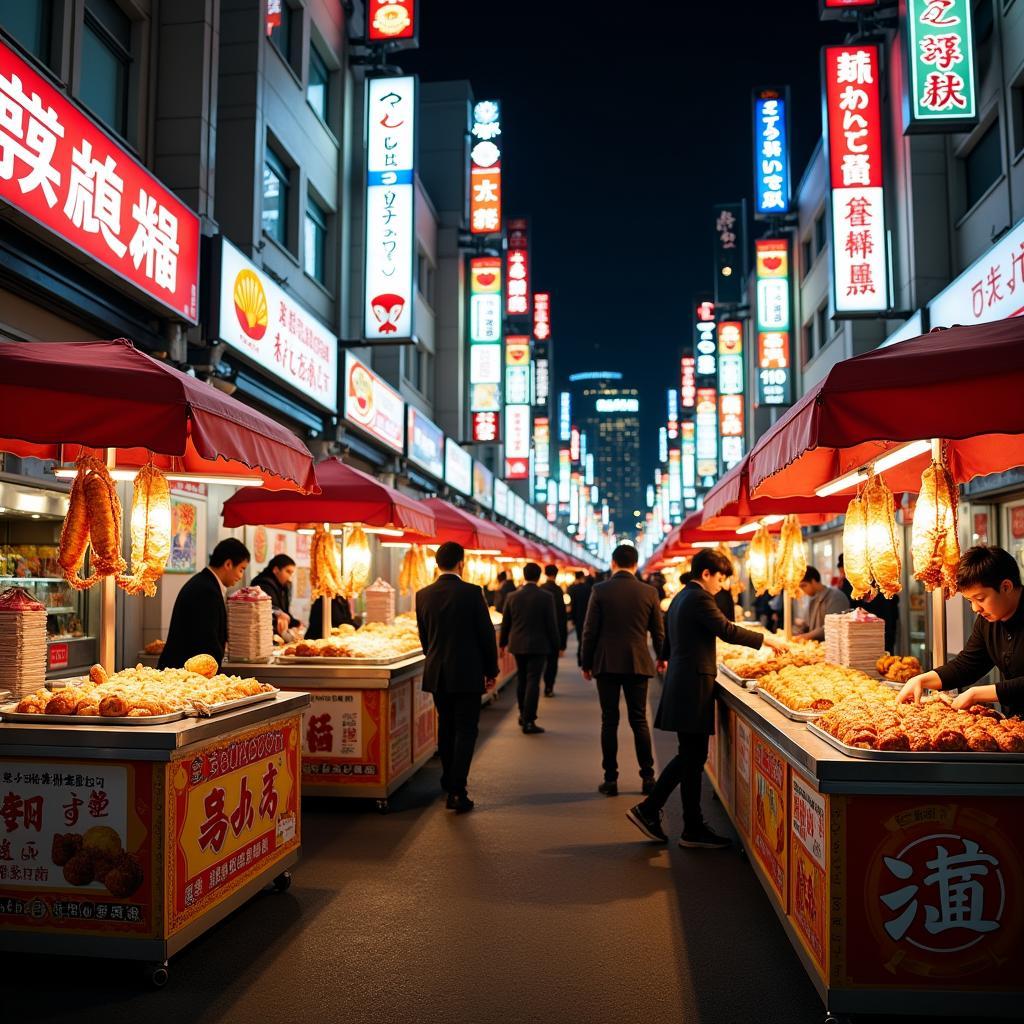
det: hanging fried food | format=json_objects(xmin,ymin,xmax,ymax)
[
  {"xmin": 82, "ymin": 459, "xmax": 127, "ymax": 579},
  {"xmin": 341, "ymin": 525, "xmax": 372, "ymax": 599},
  {"xmin": 58, "ymin": 466, "xmax": 94, "ymax": 590},
  {"xmin": 747, "ymin": 524, "xmax": 776, "ymax": 596},
  {"xmin": 399, "ymin": 544, "xmax": 430, "ymax": 595},
  {"xmin": 118, "ymin": 464, "xmax": 171, "ymax": 596},
  {"xmin": 864, "ymin": 475, "xmax": 902, "ymax": 599},
  {"xmin": 310, "ymin": 525, "xmax": 344, "ymax": 599},
  {"xmin": 773, "ymin": 515, "xmax": 807, "ymax": 598},
  {"xmin": 912, "ymin": 460, "xmax": 960, "ymax": 599},
  {"xmin": 842, "ymin": 492, "xmax": 873, "ymax": 601}
]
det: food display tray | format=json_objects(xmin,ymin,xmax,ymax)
[
  {"xmin": 718, "ymin": 663, "xmax": 758, "ymax": 690},
  {"xmin": 275, "ymin": 652, "xmax": 421, "ymax": 667},
  {"xmin": 0, "ymin": 703, "xmax": 185, "ymax": 726},
  {"xmin": 756, "ymin": 690, "xmax": 826, "ymax": 722},
  {"xmin": 189, "ymin": 690, "xmax": 279, "ymax": 717},
  {"xmin": 806, "ymin": 721, "xmax": 1024, "ymax": 762}
]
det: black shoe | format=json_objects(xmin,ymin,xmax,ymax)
[
  {"xmin": 598, "ymin": 781, "xmax": 618, "ymax": 796},
  {"xmin": 453, "ymin": 794, "xmax": 475, "ymax": 814},
  {"xmin": 678, "ymin": 825, "xmax": 732, "ymax": 849},
  {"xmin": 626, "ymin": 803, "xmax": 668, "ymax": 843},
  {"xmin": 517, "ymin": 715, "xmax": 524, "ymax": 727},
  {"xmin": 445, "ymin": 793, "xmax": 459, "ymax": 810},
  {"xmin": 522, "ymin": 722, "xmax": 545, "ymax": 734},
  {"xmin": 641, "ymin": 778, "xmax": 656, "ymax": 796},
  {"xmin": 544, "ymin": 689, "xmax": 554, "ymax": 697}
]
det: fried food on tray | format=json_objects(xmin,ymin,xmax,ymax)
[
  {"xmin": 12, "ymin": 665, "xmax": 275, "ymax": 718},
  {"xmin": 89, "ymin": 663, "xmax": 108, "ymax": 685},
  {"xmin": 184, "ymin": 653, "xmax": 218, "ymax": 678},
  {"xmin": 877, "ymin": 654, "xmax": 923, "ymax": 683},
  {"xmin": 721, "ymin": 642, "xmax": 824, "ymax": 681},
  {"xmin": 280, "ymin": 617, "xmax": 422, "ymax": 660},
  {"xmin": 755, "ymin": 663, "xmax": 881, "ymax": 713},
  {"xmin": 143, "ymin": 638, "xmax": 166, "ymax": 654},
  {"xmin": 817, "ymin": 689, "xmax": 1024, "ymax": 754}
]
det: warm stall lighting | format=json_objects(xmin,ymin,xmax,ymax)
[
  {"xmin": 692, "ymin": 541, "xmax": 721, "ymax": 548},
  {"xmin": 380, "ymin": 542, "xmax": 413, "ymax": 549},
  {"xmin": 814, "ymin": 439, "xmax": 933, "ymax": 497},
  {"xmin": 361, "ymin": 526, "xmax": 406, "ymax": 537},
  {"xmin": 815, "ymin": 470, "xmax": 869, "ymax": 498},
  {"xmin": 735, "ymin": 514, "xmax": 784, "ymax": 535},
  {"xmin": 873, "ymin": 439, "xmax": 932, "ymax": 475},
  {"xmin": 54, "ymin": 467, "xmax": 264, "ymax": 487}
]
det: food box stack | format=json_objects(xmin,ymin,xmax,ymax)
[
  {"xmin": 824, "ymin": 608, "xmax": 885, "ymax": 675},
  {"xmin": 363, "ymin": 578, "xmax": 396, "ymax": 625},
  {"xmin": 0, "ymin": 586, "xmax": 49, "ymax": 698},
  {"xmin": 227, "ymin": 586, "xmax": 274, "ymax": 662}
]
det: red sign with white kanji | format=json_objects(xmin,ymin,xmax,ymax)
[
  {"xmin": 0, "ymin": 38, "xmax": 200, "ymax": 322},
  {"xmin": 506, "ymin": 218, "xmax": 530, "ymax": 317}
]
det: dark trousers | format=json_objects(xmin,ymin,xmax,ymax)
[
  {"xmin": 595, "ymin": 674, "xmax": 655, "ymax": 782},
  {"xmin": 645, "ymin": 731, "xmax": 711, "ymax": 832},
  {"xmin": 433, "ymin": 690, "xmax": 481, "ymax": 795},
  {"xmin": 515, "ymin": 654, "xmax": 546, "ymax": 724},
  {"xmin": 573, "ymin": 624, "xmax": 584, "ymax": 664},
  {"xmin": 543, "ymin": 652, "xmax": 559, "ymax": 693}
]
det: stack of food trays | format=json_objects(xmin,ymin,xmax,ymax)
[
  {"xmin": 718, "ymin": 641, "xmax": 824, "ymax": 690},
  {"xmin": 1, "ymin": 659, "xmax": 279, "ymax": 724},
  {"xmin": 810, "ymin": 688, "xmax": 1024, "ymax": 760}
]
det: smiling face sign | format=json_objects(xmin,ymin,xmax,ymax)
[
  {"xmin": 756, "ymin": 243, "xmax": 788, "ymax": 278},
  {"xmin": 470, "ymin": 257, "xmax": 502, "ymax": 293}
]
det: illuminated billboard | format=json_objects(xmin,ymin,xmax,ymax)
[
  {"xmin": 753, "ymin": 88, "xmax": 791, "ymax": 216},
  {"xmin": 755, "ymin": 238, "xmax": 792, "ymax": 406},
  {"xmin": 470, "ymin": 100, "xmax": 501, "ymax": 235}
]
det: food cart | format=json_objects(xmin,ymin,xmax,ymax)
[{"xmin": 0, "ymin": 339, "xmax": 316, "ymax": 981}]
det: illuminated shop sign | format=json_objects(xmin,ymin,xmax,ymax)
[
  {"xmin": 533, "ymin": 291, "xmax": 550, "ymax": 340},
  {"xmin": 595, "ymin": 398, "xmax": 639, "ymax": 413},
  {"xmin": 558, "ymin": 392, "xmax": 571, "ymax": 442},
  {"xmin": 903, "ymin": 0, "xmax": 976, "ymax": 132},
  {"xmin": 444, "ymin": 438, "xmax": 472, "ymax": 496},
  {"xmin": 713, "ymin": 202, "xmax": 745, "ymax": 306},
  {"xmin": 406, "ymin": 406, "xmax": 444, "ymax": 478},
  {"xmin": 367, "ymin": 0, "xmax": 417, "ymax": 42},
  {"xmin": 753, "ymin": 88, "xmax": 791, "ymax": 216},
  {"xmin": 755, "ymin": 238, "xmax": 792, "ymax": 406},
  {"xmin": 506, "ymin": 218, "xmax": 529, "ymax": 316},
  {"xmin": 680, "ymin": 355, "xmax": 696, "ymax": 409},
  {"xmin": 343, "ymin": 352, "xmax": 404, "ymax": 452},
  {"xmin": 470, "ymin": 100, "xmax": 501, "ymax": 235}
]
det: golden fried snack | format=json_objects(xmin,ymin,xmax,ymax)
[
  {"xmin": 184, "ymin": 653, "xmax": 218, "ymax": 679},
  {"xmin": 118, "ymin": 464, "xmax": 172, "ymax": 597},
  {"xmin": 864, "ymin": 475, "xmax": 902, "ymax": 599},
  {"xmin": 144, "ymin": 638, "xmax": 166, "ymax": 654},
  {"xmin": 15, "ymin": 693, "xmax": 47, "ymax": 714},
  {"xmin": 82, "ymin": 460, "xmax": 127, "ymax": 579},
  {"xmin": 99, "ymin": 694, "xmax": 130, "ymax": 717},
  {"xmin": 90, "ymin": 663, "xmax": 108, "ymax": 685},
  {"xmin": 912, "ymin": 460, "xmax": 960, "ymax": 599},
  {"xmin": 58, "ymin": 466, "xmax": 94, "ymax": 590},
  {"xmin": 842, "ymin": 493, "xmax": 873, "ymax": 600},
  {"xmin": 310, "ymin": 525, "xmax": 345, "ymax": 600}
]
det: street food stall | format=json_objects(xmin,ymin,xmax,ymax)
[
  {"xmin": 702, "ymin": 322, "xmax": 1024, "ymax": 1018},
  {"xmin": 0, "ymin": 339, "xmax": 316, "ymax": 982}
]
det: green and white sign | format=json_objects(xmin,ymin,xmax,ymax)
[{"xmin": 903, "ymin": 0, "xmax": 977, "ymax": 132}]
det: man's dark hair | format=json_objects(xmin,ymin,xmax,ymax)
[
  {"xmin": 497, "ymin": 570, "xmax": 507, "ymax": 582},
  {"xmin": 691, "ymin": 548, "xmax": 733, "ymax": 579},
  {"xmin": 523, "ymin": 562, "xmax": 541, "ymax": 582},
  {"xmin": 266, "ymin": 554, "xmax": 296, "ymax": 573},
  {"xmin": 956, "ymin": 545, "xmax": 1022, "ymax": 592},
  {"xmin": 802, "ymin": 566, "xmax": 822, "ymax": 584},
  {"xmin": 679, "ymin": 570, "xmax": 694, "ymax": 585},
  {"xmin": 611, "ymin": 544, "xmax": 639, "ymax": 569},
  {"xmin": 837, "ymin": 553, "xmax": 845, "ymax": 569},
  {"xmin": 544, "ymin": 564, "xmax": 558, "ymax": 577},
  {"xmin": 574, "ymin": 571, "xmax": 585, "ymax": 580},
  {"xmin": 210, "ymin": 538, "xmax": 250, "ymax": 567},
  {"xmin": 435, "ymin": 541, "xmax": 465, "ymax": 572}
]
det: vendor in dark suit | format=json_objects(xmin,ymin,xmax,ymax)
[
  {"xmin": 304, "ymin": 595, "xmax": 355, "ymax": 641},
  {"xmin": 251, "ymin": 554, "xmax": 301, "ymax": 636},
  {"xmin": 541, "ymin": 564, "xmax": 568, "ymax": 696},
  {"xmin": 626, "ymin": 547, "xmax": 787, "ymax": 849},
  {"xmin": 567, "ymin": 571, "xmax": 592, "ymax": 664},
  {"xmin": 900, "ymin": 545, "xmax": 1024, "ymax": 718},
  {"xmin": 159, "ymin": 538, "xmax": 250, "ymax": 670},
  {"xmin": 500, "ymin": 562, "xmax": 560, "ymax": 734},
  {"xmin": 416, "ymin": 541, "xmax": 499, "ymax": 813}
]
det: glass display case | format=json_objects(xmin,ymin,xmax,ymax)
[{"xmin": 0, "ymin": 493, "xmax": 98, "ymax": 677}]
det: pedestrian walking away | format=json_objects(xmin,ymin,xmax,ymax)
[
  {"xmin": 415, "ymin": 541, "xmax": 499, "ymax": 813},
  {"xmin": 626, "ymin": 548, "xmax": 789, "ymax": 848},
  {"xmin": 541, "ymin": 563, "xmax": 568, "ymax": 696},
  {"xmin": 579, "ymin": 543, "xmax": 665, "ymax": 797},
  {"xmin": 500, "ymin": 561, "xmax": 560, "ymax": 734},
  {"xmin": 567, "ymin": 570, "xmax": 592, "ymax": 665}
]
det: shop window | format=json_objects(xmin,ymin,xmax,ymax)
[
  {"xmin": 1012, "ymin": 77, "xmax": 1024, "ymax": 158},
  {"xmin": 801, "ymin": 321, "xmax": 814, "ymax": 364},
  {"xmin": 80, "ymin": 0, "xmax": 133, "ymax": 140},
  {"xmin": 262, "ymin": 146, "xmax": 291, "ymax": 249},
  {"xmin": 814, "ymin": 210, "xmax": 826, "ymax": 254},
  {"xmin": 417, "ymin": 251, "xmax": 435, "ymax": 308},
  {"xmin": 801, "ymin": 236, "xmax": 813, "ymax": 279},
  {"xmin": 0, "ymin": 0, "xmax": 55, "ymax": 69},
  {"xmin": 816, "ymin": 304, "xmax": 830, "ymax": 353},
  {"xmin": 269, "ymin": 1, "xmax": 300, "ymax": 74},
  {"xmin": 962, "ymin": 118, "xmax": 1002, "ymax": 212},
  {"xmin": 303, "ymin": 193, "xmax": 328, "ymax": 285},
  {"xmin": 307, "ymin": 44, "xmax": 330, "ymax": 124}
]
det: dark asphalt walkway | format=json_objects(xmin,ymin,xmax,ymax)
[{"xmin": 7, "ymin": 643, "xmax": 971, "ymax": 1023}]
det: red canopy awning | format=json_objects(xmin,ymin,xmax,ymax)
[
  {"xmin": 221, "ymin": 457, "xmax": 435, "ymax": 535},
  {"xmin": 412, "ymin": 499, "xmax": 507, "ymax": 552},
  {"xmin": 748, "ymin": 320, "xmax": 1024, "ymax": 500},
  {"xmin": 0, "ymin": 338, "xmax": 316, "ymax": 491}
]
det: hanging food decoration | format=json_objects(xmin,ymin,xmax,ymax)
[
  {"xmin": 310, "ymin": 525, "xmax": 344, "ymax": 599},
  {"xmin": 398, "ymin": 544, "xmax": 430, "ymax": 595},
  {"xmin": 841, "ymin": 492, "xmax": 873, "ymax": 600},
  {"xmin": 912, "ymin": 459, "xmax": 960, "ymax": 599},
  {"xmin": 58, "ymin": 457, "xmax": 127, "ymax": 590},
  {"xmin": 773, "ymin": 514, "xmax": 808, "ymax": 598},
  {"xmin": 864, "ymin": 474, "xmax": 902, "ymax": 598},
  {"xmin": 717, "ymin": 543, "xmax": 745, "ymax": 599},
  {"xmin": 747, "ymin": 524, "xmax": 776, "ymax": 596},
  {"xmin": 118, "ymin": 465, "xmax": 171, "ymax": 596},
  {"xmin": 341, "ymin": 525, "xmax": 372, "ymax": 599}
]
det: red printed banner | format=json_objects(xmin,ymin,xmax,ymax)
[
  {"xmin": 752, "ymin": 734, "xmax": 788, "ymax": 903},
  {"xmin": 301, "ymin": 690, "xmax": 385, "ymax": 785},
  {"xmin": 790, "ymin": 772, "xmax": 828, "ymax": 976},
  {"xmin": 0, "ymin": 38, "xmax": 199, "ymax": 321}
]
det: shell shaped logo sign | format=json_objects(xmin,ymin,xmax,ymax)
[
  {"xmin": 233, "ymin": 269, "xmax": 269, "ymax": 341},
  {"xmin": 368, "ymin": 0, "xmax": 415, "ymax": 40},
  {"xmin": 347, "ymin": 362, "xmax": 376, "ymax": 426}
]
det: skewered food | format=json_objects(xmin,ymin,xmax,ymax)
[
  {"xmin": 842, "ymin": 492, "xmax": 873, "ymax": 601},
  {"xmin": 912, "ymin": 460, "xmax": 960, "ymax": 599},
  {"xmin": 772, "ymin": 515, "xmax": 807, "ymax": 598},
  {"xmin": 118, "ymin": 464, "xmax": 171, "ymax": 596},
  {"xmin": 877, "ymin": 654, "xmax": 922, "ymax": 683},
  {"xmin": 310, "ymin": 525, "xmax": 344, "ymax": 599},
  {"xmin": 864, "ymin": 475, "xmax": 902, "ymax": 598}
]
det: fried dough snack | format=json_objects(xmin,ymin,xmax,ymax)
[
  {"xmin": 864, "ymin": 475, "xmax": 902, "ymax": 599},
  {"xmin": 747, "ymin": 524, "xmax": 776, "ymax": 596},
  {"xmin": 310, "ymin": 525, "xmax": 344, "ymax": 600},
  {"xmin": 280, "ymin": 617, "xmax": 421, "ymax": 660},
  {"xmin": 756, "ymin": 663, "xmax": 881, "ymax": 713},
  {"xmin": 184, "ymin": 653, "xmax": 218, "ymax": 678},
  {"xmin": 118, "ymin": 464, "xmax": 171, "ymax": 597},
  {"xmin": 58, "ymin": 466, "xmax": 93, "ymax": 590},
  {"xmin": 772, "ymin": 515, "xmax": 807, "ymax": 598},
  {"xmin": 341, "ymin": 525, "xmax": 372, "ymax": 599},
  {"xmin": 57, "ymin": 458, "xmax": 128, "ymax": 590},
  {"xmin": 842, "ymin": 493, "xmax": 873, "ymax": 601},
  {"xmin": 877, "ymin": 654, "xmax": 922, "ymax": 683},
  {"xmin": 399, "ymin": 544, "xmax": 430, "ymax": 595},
  {"xmin": 912, "ymin": 460, "xmax": 960, "ymax": 599},
  {"xmin": 721, "ymin": 644, "xmax": 824, "ymax": 681}
]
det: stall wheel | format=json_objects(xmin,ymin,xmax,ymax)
[
  {"xmin": 272, "ymin": 870, "xmax": 292, "ymax": 893},
  {"xmin": 145, "ymin": 961, "xmax": 169, "ymax": 988},
  {"xmin": 376, "ymin": 799, "xmax": 390, "ymax": 815}
]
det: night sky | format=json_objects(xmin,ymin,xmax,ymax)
[{"xmin": 401, "ymin": 2, "xmax": 847, "ymax": 490}]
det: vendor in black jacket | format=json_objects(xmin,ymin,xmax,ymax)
[
  {"xmin": 900, "ymin": 545, "xmax": 1024, "ymax": 717},
  {"xmin": 626, "ymin": 548, "xmax": 787, "ymax": 850},
  {"xmin": 252, "ymin": 554, "xmax": 302, "ymax": 636},
  {"xmin": 159, "ymin": 538, "xmax": 250, "ymax": 670}
]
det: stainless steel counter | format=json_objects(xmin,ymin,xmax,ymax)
[{"xmin": 223, "ymin": 655, "xmax": 425, "ymax": 690}]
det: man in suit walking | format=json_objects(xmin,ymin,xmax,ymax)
[
  {"xmin": 626, "ymin": 548, "xmax": 787, "ymax": 848},
  {"xmin": 541, "ymin": 564, "xmax": 568, "ymax": 696},
  {"xmin": 159, "ymin": 538, "xmax": 250, "ymax": 670},
  {"xmin": 416, "ymin": 541, "xmax": 498, "ymax": 813},
  {"xmin": 567, "ymin": 571, "xmax": 592, "ymax": 665},
  {"xmin": 580, "ymin": 544, "xmax": 665, "ymax": 796},
  {"xmin": 500, "ymin": 562, "xmax": 560, "ymax": 734}
]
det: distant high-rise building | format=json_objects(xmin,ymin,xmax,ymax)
[{"xmin": 568, "ymin": 371, "xmax": 642, "ymax": 534}]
